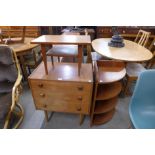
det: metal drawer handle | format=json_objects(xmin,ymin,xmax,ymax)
[
  {"xmin": 40, "ymin": 93, "xmax": 45, "ymax": 97},
  {"xmin": 77, "ymin": 86, "xmax": 83, "ymax": 91},
  {"xmin": 77, "ymin": 96, "xmax": 82, "ymax": 101},
  {"xmin": 38, "ymin": 83, "xmax": 43, "ymax": 88}
]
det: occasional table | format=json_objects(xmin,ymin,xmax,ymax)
[
  {"xmin": 8, "ymin": 37, "xmax": 39, "ymax": 79},
  {"xmin": 31, "ymin": 35, "xmax": 92, "ymax": 76},
  {"xmin": 92, "ymin": 38, "xmax": 153, "ymax": 62}
]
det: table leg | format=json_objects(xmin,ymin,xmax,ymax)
[
  {"xmin": 44, "ymin": 110, "xmax": 54, "ymax": 122},
  {"xmin": 86, "ymin": 44, "xmax": 92, "ymax": 63},
  {"xmin": 78, "ymin": 45, "xmax": 83, "ymax": 76},
  {"xmin": 18, "ymin": 55, "xmax": 28, "ymax": 80},
  {"xmin": 41, "ymin": 44, "xmax": 48, "ymax": 75},
  {"xmin": 44, "ymin": 110, "xmax": 49, "ymax": 122},
  {"xmin": 79, "ymin": 114, "xmax": 85, "ymax": 125}
]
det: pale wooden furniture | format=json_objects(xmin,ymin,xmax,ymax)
[
  {"xmin": 125, "ymin": 30, "xmax": 151, "ymax": 95},
  {"xmin": 46, "ymin": 32, "xmax": 80, "ymax": 67},
  {"xmin": 28, "ymin": 62, "xmax": 93, "ymax": 125},
  {"xmin": 91, "ymin": 60, "xmax": 126, "ymax": 126},
  {"xmin": 8, "ymin": 37, "xmax": 39, "ymax": 79},
  {"xmin": 92, "ymin": 38, "xmax": 153, "ymax": 95},
  {"xmin": 92, "ymin": 38, "xmax": 153, "ymax": 62},
  {"xmin": 0, "ymin": 45, "xmax": 24, "ymax": 128},
  {"xmin": 31, "ymin": 35, "xmax": 92, "ymax": 76},
  {"xmin": 134, "ymin": 30, "xmax": 150, "ymax": 46}
]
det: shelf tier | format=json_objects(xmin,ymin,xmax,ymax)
[
  {"xmin": 95, "ymin": 60, "xmax": 126, "ymax": 84},
  {"xmin": 94, "ymin": 97, "xmax": 117, "ymax": 114},
  {"xmin": 96, "ymin": 82, "xmax": 122, "ymax": 100},
  {"xmin": 92, "ymin": 109, "xmax": 115, "ymax": 125}
]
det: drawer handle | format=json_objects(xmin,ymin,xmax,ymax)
[
  {"xmin": 43, "ymin": 104, "xmax": 47, "ymax": 108},
  {"xmin": 40, "ymin": 93, "xmax": 45, "ymax": 97},
  {"xmin": 38, "ymin": 84, "xmax": 43, "ymax": 88},
  {"xmin": 77, "ymin": 86, "xmax": 83, "ymax": 91},
  {"xmin": 77, "ymin": 96, "xmax": 82, "ymax": 101},
  {"xmin": 77, "ymin": 107, "xmax": 81, "ymax": 111}
]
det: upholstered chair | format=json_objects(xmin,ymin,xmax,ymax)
[{"xmin": 0, "ymin": 45, "xmax": 24, "ymax": 128}]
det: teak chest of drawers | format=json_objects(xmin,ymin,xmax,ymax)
[{"xmin": 28, "ymin": 62, "xmax": 93, "ymax": 124}]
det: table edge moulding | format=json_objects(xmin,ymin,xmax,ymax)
[{"xmin": 92, "ymin": 38, "xmax": 153, "ymax": 62}]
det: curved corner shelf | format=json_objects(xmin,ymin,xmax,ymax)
[
  {"xmin": 96, "ymin": 82, "xmax": 122, "ymax": 100},
  {"xmin": 93, "ymin": 109, "xmax": 115, "ymax": 125},
  {"xmin": 95, "ymin": 60, "xmax": 126, "ymax": 84},
  {"xmin": 91, "ymin": 60, "xmax": 126, "ymax": 126},
  {"xmin": 94, "ymin": 97, "xmax": 117, "ymax": 114}
]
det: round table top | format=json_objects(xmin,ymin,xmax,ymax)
[
  {"xmin": 92, "ymin": 38, "xmax": 153, "ymax": 62},
  {"xmin": 8, "ymin": 37, "xmax": 39, "ymax": 54}
]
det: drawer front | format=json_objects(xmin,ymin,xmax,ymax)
[{"xmin": 29, "ymin": 80, "xmax": 93, "ymax": 114}]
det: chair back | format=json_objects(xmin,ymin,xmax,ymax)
[
  {"xmin": 129, "ymin": 70, "xmax": 155, "ymax": 128},
  {"xmin": 134, "ymin": 29, "xmax": 150, "ymax": 47},
  {"xmin": 0, "ymin": 45, "xmax": 18, "ymax": 93}
]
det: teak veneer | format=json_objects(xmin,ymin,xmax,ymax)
[
  {"xmin": 91, "ymin": 60, "xmax": 126, "ymax": 126},
  {"xmin": 28, "ymin": 62, "xmax": 93, "ymax": 125}
]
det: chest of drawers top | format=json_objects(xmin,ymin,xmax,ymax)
[{"xmin": 28, "ymin": 62, "xmax": 93, "ymax": 83}]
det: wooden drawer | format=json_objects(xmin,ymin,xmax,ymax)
[{"xmin": 29, "ymin": 80, "xmax": 93, "ymax": 114}]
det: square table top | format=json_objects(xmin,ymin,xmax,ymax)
[{"xmin": 31, "ymin": 35, "xmax": 91, "ymax": 45}]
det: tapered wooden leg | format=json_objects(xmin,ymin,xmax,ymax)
[
  {"xmin": 78, "ymin": 45, "xmax": 83, "ymax": 76},
  {"xmin": 19, "ymin": 55, "xmax": 28, "ymax": 80},
  {"xmin": 86, "ymin": 44, "xmax": 92, "ymax": 63},
  {"xmin": 51, "ymin": 56, "xmax": 54, "ymax": 68},
  {"xmin": 41, "ymin": 44, "xmax": 48, "ymax": 75},
  {"xmin": 124, "ymin": 77, "xmax": 131, "ymax": 96},
  {"xmin": 79, "ymin": 114, "xmax": 85, "ymax": 125},
  {"xmin": 44, "ymin": 110, "xmax": 49, "ymax": 122},
  {"xmin": 58, "ymin": 56, "xmax": 60, "ymax": 62}
]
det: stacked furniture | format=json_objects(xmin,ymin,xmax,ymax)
[
  {"xmin": 0, "ymin": 26, "xmax": 40, "ymax": 38},
  {"xmin": 28, "ymin": 62, "xmax": 93, "ymax": 125},
  {"xmin": 91, "ymin": 60, "xmax": 126, "ymax": 126},
  {"xmin": 31, "ymin": 34, "xmax": 92, "ymax": 76},
  {"xmin": 0, "ymin": 26, "xmax": 26, "ymax": 44}
]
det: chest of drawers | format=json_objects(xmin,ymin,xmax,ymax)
[{"xmin": 28, "ymin": 62, "xmax": 93, "ymax": 117}]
